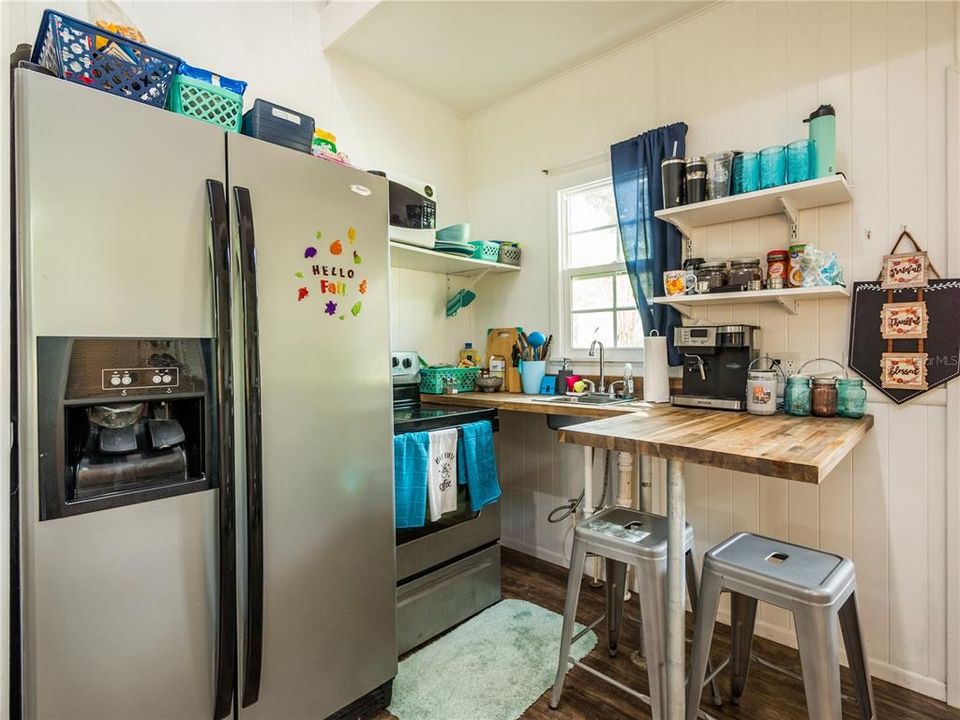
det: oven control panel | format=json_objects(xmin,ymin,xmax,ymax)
[{"xmin": 391, "ymin": 351, "xmax": 420, "ymax": 382}]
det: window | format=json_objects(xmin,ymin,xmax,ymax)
[{"xmin": 559, "ymin": 179, "xmax": 643, "ymax": 356}]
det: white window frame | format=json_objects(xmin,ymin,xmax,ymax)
[{"xmin": 548, "ymin": 163, "xmax": 644, "ymax": 364}]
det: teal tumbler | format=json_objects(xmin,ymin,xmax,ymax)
[
  {"xmin": 732, "ymin": 152, "xmax": 760, "ymax": 194},
  {"xmin": 759, "ymin": 145, "xmax": 786, "ymax": 189},
  {"xmin": 786, "ymin": 139, "xmax": 815, "ymax": 183}
]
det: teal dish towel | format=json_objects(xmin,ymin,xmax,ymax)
[
  {"xmin": 394, "ymin": 432, "xmax": 429, "ymax": 528},
  {"xmin": 457, "ymin": 421, "xmax": 500, "ymax": 511}
]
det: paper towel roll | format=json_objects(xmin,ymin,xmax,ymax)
[{"xmin": 643, "ymin": 332, "xmax": 671, "ymax": 403}]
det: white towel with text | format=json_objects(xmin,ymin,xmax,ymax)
[{"xmin": 427, "ymin": 428, "xmax": 458, "ymax": 521}]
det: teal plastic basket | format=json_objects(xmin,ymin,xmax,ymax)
[
  {"xmin": 168, "ymin": 74, "xmax": 243, "ymax": 132},
  {"xmin": 420, "ymin": 367, "xmax": 480, "ymax": 394},
  {"xmin": 470, "ymin": 241, "xmax": 501, "ymax": 263}
]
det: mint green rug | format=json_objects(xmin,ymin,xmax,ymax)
[{"xmin": 389, "ymin": 599, "xmax": 597, "ymax": 720}]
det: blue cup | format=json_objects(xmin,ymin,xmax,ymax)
[
  {"xmin": 759, "ymin": 145, "xmax": 786, "ymax": 189},
  {"xmin": 520, "ymin": 360, "xmax": 547, "ymax": 395},
  {"xmin": 786, "ymin": 139, "xmax": 815, "ymax": 183},
  {"xmin": 732, "ymin": 152, "xmax": 759, "ymax": 194}
]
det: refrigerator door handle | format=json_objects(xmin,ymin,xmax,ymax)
[
  {"xmin": 233, "ymin": 185, "xmax": 264, "ymax": 707},
  {"xmin": 206, "ymin": 179, "xmax": 237, "ymax": 720}
]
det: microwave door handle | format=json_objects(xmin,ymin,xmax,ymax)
[
  {"xmin": 233, "ymin": 185, "xmax": 264, "ymax": 707},
  {"xmin": 206, "ymin": 179, "xmax": 238, "ymax": 720}
]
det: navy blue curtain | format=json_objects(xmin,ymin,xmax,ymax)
[{"xmin": 611, "ymin": 122, "xmax": 687, "ymax": 366}]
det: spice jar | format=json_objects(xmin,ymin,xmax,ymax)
[
  {"xmin": 767, "ymin": 250, "xmax": 789, "ymax": 283},
  {"xmin": 729, "ymin": 258, "xmax": 763, "ymax": 288},
  {"xmin": 837, "ymin": 378, "xmax": 867, "ymax": 418},
  {"xmin": 697, "ymin": 260, "xmax": 727, "ymax": 290},
  {"xmin": 784, "ymin": 375, "xmax": 812, "ymax": 416},
  {"xmin": 811, "ymin": 377, "xmax": 838, "ymax": 417}
]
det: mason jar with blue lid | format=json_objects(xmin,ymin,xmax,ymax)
[
  {"xmin": 837, "ymin": 377, "xmax": 867, "ymax": 418},
  {"xmin": 784, "ymin": 375, "xmax": 812, "ymax": 416}
]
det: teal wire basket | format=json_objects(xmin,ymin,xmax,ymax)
[{"xmin": 420, "ymin": 367, "xmax": 480, "ymax": 394}]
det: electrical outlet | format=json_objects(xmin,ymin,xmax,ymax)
[{"xmin": 769, "ymin": 352, "xmax": 804, "ymax": 376}]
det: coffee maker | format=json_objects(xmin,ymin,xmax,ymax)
[{"xmin": 671, "ymin": 325, "xmax": 759, "ymax": 411}]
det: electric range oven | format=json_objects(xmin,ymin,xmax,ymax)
[{"xmin": 392, "ymin": 352, "xmax": 501, "ymax": 654}]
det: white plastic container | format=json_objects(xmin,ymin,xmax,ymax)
[{"xmin": 746, "ymin": 369, "xmax": 778, "ymax": 415}]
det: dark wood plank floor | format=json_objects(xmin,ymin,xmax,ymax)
[{"xmin": 378, "ymin": 547, "xmax": 960, "ymax": 719}]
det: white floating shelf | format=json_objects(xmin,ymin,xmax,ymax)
[
  {"xmin": 654, "ymin": 175, "xmax": 852, "ymax": 237},
  {"xmin": 389, "ymin": 241, "xmax": 520, "ymax": 277},
  {"xmin": 653, "ymin": 285, "xmax": 850, "ymax": 316}
]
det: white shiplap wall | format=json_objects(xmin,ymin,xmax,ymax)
[{"xmin": 470, "ymin": 1, "xmax": 958, "ymax": 701}]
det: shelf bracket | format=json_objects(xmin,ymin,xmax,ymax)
[
  {"xmin": 671, "ymin": 218, "xmax": 694, "ymax": 247},
  {"xmin": 774, "ymin": 295, "xmax": 800, "ymax": 315},
  {"xmin": 670, "ymin": 302, "xmax": 695, "ymax": 319},
  {"xmin": 450, "ymin": 267, "xmax": 491, "ymax": 285},
  {"xmin": 778, "ymin": 197, "xmax": 799, "ymax": 241}
]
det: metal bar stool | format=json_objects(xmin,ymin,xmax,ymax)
[
  {"xmin": 550, "ymin": 507, "xmax": 722, "ymax": 719},
  {"xmin": 686, "ymin": 532, "xmax": 877, "ymax": 720}
]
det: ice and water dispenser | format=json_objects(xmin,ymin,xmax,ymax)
[{"xmin": 37, "ymin": 337, "xmax": 215, "ymax": 519}]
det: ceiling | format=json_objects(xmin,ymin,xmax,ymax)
[{"xmin": 325, "ymin": 1, "xmax": 713, "ymax": 115}]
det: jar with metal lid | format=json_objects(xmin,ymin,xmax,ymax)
[
  {"xmin": 747, "ymin": 369, "xmax": 778, "ymax": 415},
  {"xmin": 784, "ymin": 375, "xmax": 812, "ymax": 416},
  {"xmin": 683, "ymin": 257, "xmax": 704, "ymax": 295},
  {"xmin": 729, "ymin": 258, "xmax": 762, "ymax": 288},
  {"xmin": 811, "ymin": 377, "xmax": 838, "ymax": 417},
  {"xmin": 837, "ymin": 378, "xmax": 867, "ymax": 418},
  {"xmin": 767, "ymin": 250, "xmax": 789, "ymax": 283},
  {"xmin": 697, "ymin": 260, "xmax": 727, "ymax": 290}
]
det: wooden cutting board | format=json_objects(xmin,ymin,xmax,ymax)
[{"xmin": 485, "ymin": 327, "xmax": 521, "ymax": 369}]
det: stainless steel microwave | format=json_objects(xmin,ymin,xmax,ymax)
[{"xmin": 369, "ymin": 171, "xmax": 437, "ymax": 248}]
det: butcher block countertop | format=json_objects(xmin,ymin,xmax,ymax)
[{"xmin": 423, "ymin": 392, "xmax": 873, "ymax": 484}]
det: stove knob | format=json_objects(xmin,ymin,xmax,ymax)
[
  {"xmin": 121, "ymin": 375, "xmax": 132, "ymax": 386},
  {"xmin": 402, "ymin": 358, "xmax": 412, "ymax": 369},
  {"xmin": 110, "ymin": 375, "xmax": 121, "ymax": 386},
  {"xmin": 162, "ymin": 374, "xmax": 172, "ymax": 384},
  {"xmin": 392, "ymin": 356, "xmax": 399, "ymax": 368},
  {"xmin": 152, "ymin": 374, "xmax": 162, "ymax": 384}
]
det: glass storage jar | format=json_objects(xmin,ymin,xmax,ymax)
[
  {"xmin": 728, "ymin": 258, "xmax": 763, "ymax": 288},
  {"xmin": 837, "ymin": 378, "xmax": 867, "ymax": 418},
  {"xmin": 811, "ymin": 377, "xmax": 838, "ymax": 417},
  {"xmin": 697, "ymin": 260, "xmax": 727, "ymax": 290},
  {"xmin": 784, "ymin": 375, "xmax": 812, "ymax": 416}
]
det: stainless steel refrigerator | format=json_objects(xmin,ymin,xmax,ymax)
[{"xmin": 12, "ymin": 68, "xmax": 396, "ymax": 719}]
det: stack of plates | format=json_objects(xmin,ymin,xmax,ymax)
[
  {"xmin": 435, "ymin": 223, "xmax": 473, "ymax": 255},
  {"xmin": 435, "ymin": 239, "xmax": 475, "ymax": 256}
]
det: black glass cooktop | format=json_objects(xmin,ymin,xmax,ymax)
[{"xmin": 393, "ymin": 403, "xmax": 497, "ymax": 435}]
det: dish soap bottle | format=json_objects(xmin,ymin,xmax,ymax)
[
  {"xmin": 623, "ymin": 363, "xmax": 634, "ymax": 399},
  {"xmin": 458, "ymin": 342, "xmax": 480, "ymax": 367},
  {"xmin": 556, "ymin": 358, "xmax": 573, "ymax": 396}
]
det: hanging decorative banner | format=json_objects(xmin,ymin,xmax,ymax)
[
  {"xmin": 880, "ymin": 301, "xmax": 928, "ymax": 339},
  {"xmin": 848, "ymin": 229, "xmax": 960, "ymax": 404},
  {"xmin": 881, "ymin": 251, "xmax": 929, "ymax": 289},
  {"xmin": 880, "ymin": 352, "xmax": 928, "ymax": 390}
]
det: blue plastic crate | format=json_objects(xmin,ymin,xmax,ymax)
[
  {"xmin": 242, "ymin": 99, "xmax": 315, "ymax": 154},
  {"xmin": 31, "ymin": 9, "xmax": 180, "ymax": 109}
]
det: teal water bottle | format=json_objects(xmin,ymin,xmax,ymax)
[{"xmin": 804, "ymin": 104, "xmax": 836, "ymax": 178}]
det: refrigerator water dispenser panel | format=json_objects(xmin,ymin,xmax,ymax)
[{"xmin": 37, "ymin": 337, "xmax": 216, "ymax": 520}]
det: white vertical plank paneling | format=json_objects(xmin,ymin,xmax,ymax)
[
  {"xmin": 852, "ymin": 402, "xmax": 891, "ymax": 663},
  {"xmin": 926, "ymin": 406, "xmax": 947, "ymax": 682},
  {"xmin": 758, "ymin": 475, "xmax": 792, "ymax": 631},
  {"xmin": 888, "ymin": 404, "xmax": 929, "ymax": 675}
]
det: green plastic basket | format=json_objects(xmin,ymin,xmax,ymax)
[
  {"xmin": 168, "ymin": 74, "xmax": 243, "ymax": 132},
  {"xmin": 469, "ymin": 241, "xmax": 501, "ymax": 263},
  {"xmin": 420, "ymin": 367, "xmax": 481, "ymax": 394}
]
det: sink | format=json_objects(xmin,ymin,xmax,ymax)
[
  {"xmin": 543, "ymin": 394, "xmax": 633, "ymax": 430},
  {"xmin": 543, "ymin": 394, "xmax": 633, "ymax": 406}
]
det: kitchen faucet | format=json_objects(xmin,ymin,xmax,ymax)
[{"xmin": 589, "ymin": 339, "xmax": 605, "ymax": 394}]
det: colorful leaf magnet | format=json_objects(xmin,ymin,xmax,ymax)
[
  {"xmin": 297, "ymin": 287, "xmax": 309, "ymax": 301},
  {"xmin": 295, "ymin": 271, "xmax": 304, "ymax": 279},
  {"xmin": 304, "ymin": 246, "xmax": 317, "ymax": 259},
  {"xmin": 353, "ymin": 250, "xmax": 362, "ymax": 265},
  {"xmin": 351, "ymin": 301, "xmax": 362, "ymax": 317},
  {"xmin": 347, "ymin": 227, "xmax": 357, "ymax": 243},
  {"xmin": 359, "ymin": 279, "xmax": 368, "ymax": 295},
  {"xmin": 315, "ymin": 231, "xmax": 322, "ymax": 240},
  {"xmin": 330, "ymin": 239, "xmax": 343, "ymax": 255},
  {"xmin": 324, "ymin": 301, "xmax": 337, "ymax": 316}
]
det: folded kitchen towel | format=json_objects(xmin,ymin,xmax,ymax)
[
  {"xmin": 457, "ymin": 421, "xmax": 500, "ymax": 512},
  {"xmin": 427, "ymin": 428, "xmax": 459, "ymax": 521},
  {"xmin": 394, "ymin": 431, "xmax": 429, "ymax": 528}
]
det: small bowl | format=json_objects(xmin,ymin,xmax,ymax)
[
  {"xmin": 475, "ymin": 375, "xmax": 503, "ymax": 393},
  {"xmin": 436, "ymin": 223, "xmax": 471, "ymax": 244}
]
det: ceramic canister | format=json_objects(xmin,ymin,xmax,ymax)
[{"xmin": 746, "ymin": 369, "xmax": 778, "ymax": 415}]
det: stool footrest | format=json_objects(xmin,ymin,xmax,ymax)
[
  {"xmin": 703, "ymin": 655, "xmax": 730, "ymax": 686},
  {"xmin": 572, "ymin": 615, "xmax": 606, "ymax": 645},
  {"xmin": 567, "ymin": 657, "xmax": 652, "ymax": 706}
]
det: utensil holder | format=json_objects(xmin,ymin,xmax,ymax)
[{"xmin": 520, "ymin": 361, "xmax": 546, "ymax": 395}]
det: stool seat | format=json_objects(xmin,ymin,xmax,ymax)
[
  {"xmin": 578, "ymin": 507, "xmax": 695, "ymax": 559},
  {"xmin": 687, "ymin": 532, "xmax": 877, "ymax": 720},
  {"xmin": 706, "ymin": 533, "xmax": 854, "ymax": 606}
]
